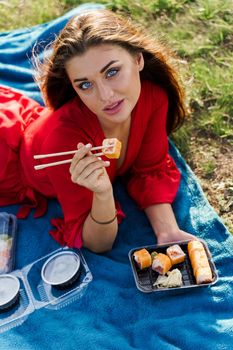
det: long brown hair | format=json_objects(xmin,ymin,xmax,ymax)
[{"xmin": 34, "ymin": 9, "xmax": 186, "ymax": 134}]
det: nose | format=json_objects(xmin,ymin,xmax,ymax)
[{"xmin": 96, "ymin": 80, "xmax": 114, "ymax": 102}]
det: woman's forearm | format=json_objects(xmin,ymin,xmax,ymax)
[
  {"xmin": 145, "ymin": 203, "xmax": 179, "ymax": 241},
  {"xmin": 82, "ymin": 188, "xmax": 118, "ymax": 253},
  {"xmin": 145, "ymin": 203, "xmax": 197, "ymax": 244}
]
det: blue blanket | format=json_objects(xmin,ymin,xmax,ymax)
[{"xmin": 0, "ymin": 4, "xmax": 233, "ymax": 349}]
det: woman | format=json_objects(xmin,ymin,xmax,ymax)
[{"xmin": 0, "ymin": 9, "xmax": 195, "ymax": 253}]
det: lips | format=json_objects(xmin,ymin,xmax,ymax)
[{"xmin": 103, "ymin": 99, "xmax": 124, "ymax": 115}]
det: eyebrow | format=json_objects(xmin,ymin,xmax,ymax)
[{"xmin": 73, "ymin": 60, "xmax": 118, "ymax": 82}]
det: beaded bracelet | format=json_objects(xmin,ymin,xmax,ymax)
[{"xmin": 90, "ymin": 210, "xmax": 117, "ymax": 225}]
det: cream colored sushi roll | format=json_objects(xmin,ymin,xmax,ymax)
[
  {"xmin": 195, "ymin": 266, "xmax": 213, "ymax": 285},
  {"xmin": 166, "ymin": 244, "xmax": 186, "ymax": 265},
  {"xmin": 102, "ymin": 138, "xmax": 122, "ymax": 159},
  {"xmin": 193, "ymin": 258, "xmax": 210, "ymax": 278},
  {"xmin": 190, "ymin": 251, "xmax": 209, "ymax": 276},
  {"xmin": 188, "ymin": 240, "xmax": 213, "ymax": 284},
  {"xmin": 187, "ymin": 240, "xmax": 203, "ymax": 255}
]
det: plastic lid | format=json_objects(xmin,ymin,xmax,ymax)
[
  {"xmin": 41, "ymin": 251, "xmax": 81, "ymax": 286},
  {"xmin": 0, "ymin": 274, "xmax": 20, "ymax": 307}
]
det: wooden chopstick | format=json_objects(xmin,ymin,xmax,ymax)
[
  {"xmin": 34, "ymin": 158, "xmax": 73, "ymax": 170},
  {"xmin": 34, "ymin": 145, "xmax": 105, "ymax": 159},
  {"xmin": 34, "ymin": 152, "xmax": 105, "ymax": 170}
]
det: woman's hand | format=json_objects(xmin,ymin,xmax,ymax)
[
  {"xmin": 156, "ymin": 229, "xmax": 197, "ymax": 245},
  {"xmin": 69, "ymin": 142, "xmax": 112, "ymax": 193},
  {"xmin": 145, "ymin": 203, "xmax": 197, "ymax": 245}
]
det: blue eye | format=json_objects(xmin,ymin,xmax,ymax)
[
  {"xmin": 79, "ymin": 81, "xmax": 92, "ymax": 90},
  {"xmin": 106, "ymin": 68, "xmax": 119, "ymax": 78}
]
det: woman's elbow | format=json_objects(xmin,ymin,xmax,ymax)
[
  {"xmin": 84, "ymin": 241, "xmax": 114, "ymax": 254},
  {"xmin": 82, "ymin": 223, "xmax": 118, "ymax": 253}
]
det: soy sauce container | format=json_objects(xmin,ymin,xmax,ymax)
[
  {"xmin": 0, "ymin": 274, "xmax": 20, "ymax": 311},
  {"xmin": 41, "ymin": 251, "xmax": 81, "ymax": 289}
]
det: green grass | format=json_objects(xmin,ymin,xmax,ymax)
[
  {"xmin": 0, "ymin": 0, "xmax": 232, "ymax": 155},
  {"xmin": 0, "ymin": 0, "xmax": 65, "ymax": 29},
  {"xmin": 200, "ymin": 159, "xmax": 216, "ymax": 178},
  {"xmin": 142, "ymin": 0, "xmax": 233, "ymax": 153}
]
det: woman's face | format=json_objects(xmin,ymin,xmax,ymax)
[{"xmin": 65, "ymin": 44, "xmax": 144, "ymax": 130}]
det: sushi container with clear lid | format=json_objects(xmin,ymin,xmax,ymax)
[
  {"xmin": 41, "ymin": 250, "xmax": 82, "ymax": 289},
  {"xmin": 0, "ymin": 247, "xmax": 92, "ymax": 333},
  {"xmin": 0, "ymin": 274, "xmax": 20, "ymax": 311},
  {"xmin": 0, "ymin": 213, "xmax": 18, "ymax": 274},
  {"xmin": 129, "ymin": 239, "xmax": 218, "ymax": 293}
]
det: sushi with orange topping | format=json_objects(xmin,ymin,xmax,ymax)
[
  {"xmin": 133, "ymin": 248, "xmax": 152, "ymax": 270},
  {"xmin": 151, "ymin": 253, "xmax": 172, "ymax": 275},
  {"xmin": 102, "ymin": 138, "xmax": 122, "ymax": 159},
  {"xmin": 166, "ymin": 244, "xmax": 186, "ymax": 265},
  {"xmin": 188, "ymin": 240, "xmax": 213, "ymax": 284}
]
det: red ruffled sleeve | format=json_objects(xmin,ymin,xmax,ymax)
[{"xmin": 126, "ymin": 84, "xmax": 181, "ymax": 209}]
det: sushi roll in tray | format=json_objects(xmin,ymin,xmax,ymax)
[
  {"xmin": 151, "ymin": 253, "xmax": 172, "ymax": 275},
  {"xmin": 166, "ymin": 244, "xmax": 186, "ymax": 265},
  {"xmin": 133, "ymin": 248, "xmax": 152, "ymax": 270}
]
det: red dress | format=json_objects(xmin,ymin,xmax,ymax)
[{"xmin": 0, "ymin": 80, "xmax": 181, "ymax": 248}]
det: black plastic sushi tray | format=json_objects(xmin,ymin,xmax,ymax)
[{"xmin": 128, "ymin": 240, "xmax": 218, "ymax": 293}]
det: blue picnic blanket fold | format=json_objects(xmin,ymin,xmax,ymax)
[{"xmin": 0, "ymin": 4, "xmax": 233, "ymax": 350}]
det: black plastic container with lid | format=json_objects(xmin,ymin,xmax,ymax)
[{"xmin": 129, "ymin": 240, "xmax": 218, "ymax": 293}]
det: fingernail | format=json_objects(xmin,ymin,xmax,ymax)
[
  {"xmin": 105, "ymin": 161, "xmax": 110, "ymax": 166},
  {"xmin": 85, "ymin": 143, "xmax": 92, "ymax": 148},
  {"xmin": 97, "ymin": 157, "xmax": 102, "ymax": 160}
]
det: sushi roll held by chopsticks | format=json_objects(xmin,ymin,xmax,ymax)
[
  {"xmin": 34, "ymin": 138, "xmax": 122, "ymax": 170},
  {"xmin": 102, "ymin": 138, "xmax": 122, "ymax": 159}
]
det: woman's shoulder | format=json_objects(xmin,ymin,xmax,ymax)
[
  {"xmin": 139, "ymin": 80, "xmax": 168, "ymax": 113},
  {"xmin": 45, "ymin": 96, "xmax": 97, "ymax": 132},
  {"xmin": 39, "ymin": 98, "xmax": 100, "ymax": 153},
  {"xmin": 52, "ymin": 97, "xmax": 84, "ymax": 121},
  {"xmin": 141, "ymin": 80, "xmax": 168, "ymax": 100}
]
